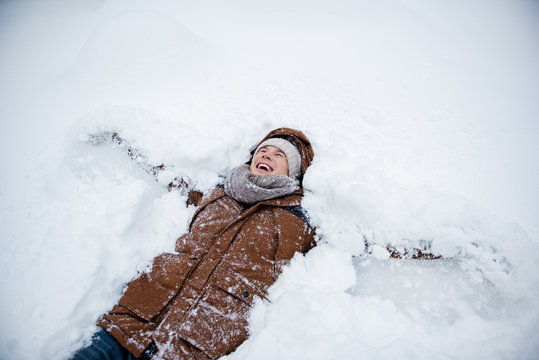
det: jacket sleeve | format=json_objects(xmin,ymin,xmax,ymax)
[
  {"xmin": 272, "ymin": 207, "xmax": 317, "ymax": 276},
  {"xmin": 186, "ymin": 189, "xmax": 204, "ymax": 207}
]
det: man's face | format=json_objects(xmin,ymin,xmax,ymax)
[{"xmin": 250, "ymin": 145, "xmax": 289, "ymax": 176}]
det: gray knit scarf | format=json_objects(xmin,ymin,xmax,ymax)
[{"xmin": 224, "ymin": 164, "xmax": 300, "ymax": 204}]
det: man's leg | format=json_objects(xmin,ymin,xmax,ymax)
[{"xmin": 70, "ymin": 329, "xmax": 137, "ymax": 360}]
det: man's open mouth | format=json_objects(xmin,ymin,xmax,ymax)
[{"xmin": 256, "ymin": 162, "xmax": 273, "ymax": 172}]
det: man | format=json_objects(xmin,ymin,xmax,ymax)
[{"xmin": 73, "ymin": 128, "xmax": 316, "ymax": 360}]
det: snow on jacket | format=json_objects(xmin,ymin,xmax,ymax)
[{"xmin": 97, "ymin": 128, "xmax": 316, "ymax": 359}]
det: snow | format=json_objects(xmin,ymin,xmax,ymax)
[{"xmin": 1, "ymin": 0, "xmax": 538, "ymax": 359}]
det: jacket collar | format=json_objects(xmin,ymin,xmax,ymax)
[
  {"xmin": 198, "ymin": 187, "xmax": 303, "ymax": 210},
  {"xmin": 189, "ymin": 187, "xmax": 304, "ymax": 231}
]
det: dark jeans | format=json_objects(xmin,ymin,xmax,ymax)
[{"xmin": 70, "ymin": 329, "xmax": 155, "ymax": 360}]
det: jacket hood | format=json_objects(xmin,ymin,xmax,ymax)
[{"xmin": 250, "ymin": 128, "xmax": 314, "ymax": 181}]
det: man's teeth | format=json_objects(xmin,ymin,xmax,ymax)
[{"xmin": 258, "ymin": 163, "xmax": 272, "ymax": 171}]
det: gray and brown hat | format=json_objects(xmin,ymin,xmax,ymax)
[{"xmin": 251, "ymin": 128, "xmax": 314, "ymax": 182}]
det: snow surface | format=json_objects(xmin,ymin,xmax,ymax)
[{"xmin": 1, "ymin": 0, "xmax": 538, "ymax": 359}]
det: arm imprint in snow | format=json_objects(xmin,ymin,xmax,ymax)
[
  {"xmin": 386, "ymin": 244, "xmax": 443, "ymax": 260},
  {"xmin": 362, "ymin": 236, "xmax": 443, "ymax": 260},
  {"xmin": 87, "ymin": 131, "xmax": 204, "ymax": 206}
]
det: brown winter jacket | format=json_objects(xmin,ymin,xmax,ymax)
[{"xmin": 97, "ymin": 128, "xmax": 316, "ymax": 359}]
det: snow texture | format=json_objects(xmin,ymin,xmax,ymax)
[{"xmin": 1, "ymin": 0, "xmax": 538, "ymax": 359}]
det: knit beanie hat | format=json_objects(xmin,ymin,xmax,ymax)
[
  {"xmin": 251, "ymin": 128, "xmax": 314, "ymax": 185},
  {"xmin": 254, "ymin": 138, "xmax": 302, "ymax": 180}
]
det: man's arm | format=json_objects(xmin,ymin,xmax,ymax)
[{"xmin": 87, "ymin": 131, "xmax": 203, "ymax": 206}]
